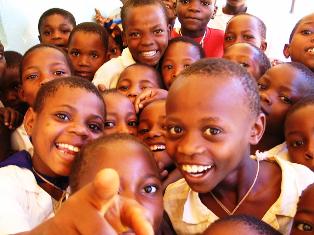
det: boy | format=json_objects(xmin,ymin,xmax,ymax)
[
  {"xmin": 163, "ymin": 58, "xmax": 314, "ymax": 234},
  {"xmin": 0, "ymin": 41, "xmax": 6, "ymax": 101}
]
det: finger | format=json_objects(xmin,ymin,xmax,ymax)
[
  {"xmin": 3, "ymin": 110, "xmax": 10, "ymax": 126},
  {"xmin": 98, "ymin": 84, "xmax": 106, "ymax": 92},
  {"xmin": 134, "ymin": 89, "xmax": 152, "ymax": 113}
]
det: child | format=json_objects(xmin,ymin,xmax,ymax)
[
  {"xmin": 161, "ymin": 36, "xmax": 205, "ymax": 88},
  {"xmin": 291, "ymin": 183, "xmax": 314, "ymax": 235},
  {"xmin": 163, "ymin": 58, "xmax": 314, "ymax": 235},
  {"xmin": 283, "ymin": 13, "xmax": 314, "ymax": 72},
  {"xmin": 11, "ymin": 44, "xmax": 73, "ymax": 154},
  {"xmin": 173, "ymin": 0, "xmax": 224, "ymax": 58},
  {"xmin": 38, "ymin": 8, "xmax": 76, "ymax": 51},
  {"xmin": 69, "ymin": 133, "xmax": 163, "ymax": 234},
  {"xmin": 285, "ymin": 96, "xmax": 314, "ymax": 171},
  {"xmin": 224, "ymin": 13, "xmax": 267, "ymax": 52},
  {"xmin": 161, "ymin": 0, "xmax": 177, "ymax": 28},
  {"xmin": 102, "ymin": 89, "xmax": 137, "ymax": 135},
  {"xmin": 204, "ymin": 215, "xmax": 282, "ymax": 235},
  {"xmin": 138, "ymin": 99, "xmax": 181, "ymax": 190},
  {"xmin": 116, "ymin": 63, "xmax": 164, "ymax": 104},
  {"xmin": 0, "ymin": 41, "xmax": 6, "ymax": 95},
  {"xmin": 68, "ymin": 22, "xmax": 109, "ymax": 81},
  {"xmin": 255, "ymin": 62, "xmax": 314, "ymax": 152},
  {"xmin": 0, "ymin": 77, "xmax": 105, "ymax": 234},
  {"xmin": 223, "ymin": 42, "xmax": 271, "ymax": 81},
  {"xmin": 93, "ymin": 0, "xmax": 170, "ymax": 89}
]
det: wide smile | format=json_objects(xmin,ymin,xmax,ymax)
[
  {"xmin": 150, "ymin": 144, "xmax": 166, "ymax": 152},
  {"xmin": 140, "ymin": 50, "xmax": 158, "ymax": 58},
  {"xmin": 181, "ymin": 164, "xmax": 214, "ymax": 178},
  {"xmin": 55, "ymin": 142, "xmax": 81, "ymax": 162}
]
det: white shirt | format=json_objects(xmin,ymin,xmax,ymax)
[
  {"xmin": 92, "ymin": 47, "xmax": 136, "ymax": 89},
  {"xmin": 11, "ymin": 123, "xmax": 33, "ymax": 156},
  {"xmin": 164, "ymin": 156, "xmax": 314, "ymax": 235},
  {"xmin": 208, "ymin": 7, "xmax": 234, "ymax": 31}
]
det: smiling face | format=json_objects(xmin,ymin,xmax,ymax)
[
  {"xmin": 224, "ymin": 15, "xmax": 266, "ymax": 51},
  {"xmin": 291, "ymin": 184, "xmax": 314, "ymax": 235},
  {"xmin": 223, "ymin": 43, "xmax": 261, "ymax": 80},
  {"xmin": 162, "ymin": 41, "xmax": 201, "ymax": 88},
  {"xmin": 20, "ymin": 47, "xmax": 72, "ymax": 106},
  {"xmin": 68, "ymin": 31, "xmax": 107, "ymax": 81},
  {"xmin": 284, "ymin": 13, "xmax": 314, "ymax": 71},
  {"xmin": 39, "ymin": 14, "xmax": 74, "ymax": 50},
  {"xmin": 103, "ymin": 92, "xmax": 137, "ymax": 135},
  {"xmin": 117, "ymin": 64, "xmax": 161, "ymax": 104},
  {"xmin": 1, "ymin": 66, "xmax": 22, "ymax": 109},
  {"xmin": 25, "ymin": 87, "xmax": 105, "ymax": 177},
  {"xmin": 166, "ymin": 74, "xmax": 259, "ymax": 193},
  {"xmin": 77, "ymin": 140, "xmax": 163, "ymax": 233},
  {"xmin": 285, "ymin": 105, "xmax": 314, "ymax": 171},
  {"xmin": 123, "ymin": 4, "xmax": 170, "ymax": 66},
  {"xmin": 258, "ymin": 64, "xmax": 307, "ymax": 135},
  {"xmin": 176, "ymin": 0, "xmax": 216, "ymax": 35}
]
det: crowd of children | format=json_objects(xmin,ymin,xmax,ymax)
[{"xmin": 0, "ymin": 0, "xmax": 313, "ymax": 234}]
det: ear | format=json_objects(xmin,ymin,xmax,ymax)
[
  {"xmin": 283, "ymin": 43, "xmax": 291, "ymax": 58},
  {"xmin": 249, "ymin": 112, "xmax": 266, "ymax": 145},
  {"xmin": 24, "ymin": 107, "xmax": 37, "ymax": 136},
  {"xmin": 38, "ymin": 35, "xmax": 42, "ymax": 43},
  {"xmin": 260, "ymin": 40, "xmax": 267, "ymax": 51}
]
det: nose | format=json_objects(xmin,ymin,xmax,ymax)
[
  {"xmin": 52, "ymin": 31, "xmax": 62, "ymax": 40},
  {"xmin": 259, "ymin": 91, "xmax": 272, "ymax": 105},
  {"xmin": 116, "ymin": 122, "xmax": 132, "ymax": 134},
  {"xmin": 40, "ymin": 75, "xmax": 54, "ymax": 86},
  {"xmin": 177, "ymin": 131, "xmax": 206, "ymax": 156},
  {"xmin": 188, "ymin": 0, "xmax": 201, "ymax": 12},
  {"xmin": 140, "ymin": 32, "xmax": 154, "ymax": 47},
  {"xmin": 127, "ymin": 87, "xmax": 141, "ymax": 101},
  {"xmin": 69, "ymin": 121, "xmax": 89, "ymax": 139},
  {"xmin": 78, "ymin": 55, "xmax": 90, "ymax": 67},
  {"xmin": 147, "ymin": 125, "xmax": 162, "ymax": 139}
]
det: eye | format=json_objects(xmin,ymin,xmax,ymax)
[
  {"xmin": 88, "ymin": 123, "xmax": 103, "ymax": 133},
  {"xmin": 295, "ymin": 222, "xmax": 313, "ymax": 231},
  {"xmin": 43, "ymin": 31, "xmax": 51, "ymax": 36},
  {"xmin": 301, "ymin": 29, "xmax": 313, "ymax": 36},
  {"xmin": 128, "ymin": 120, "xmax": 138, "ymax": 127},
  {"xmin": 138, "ymin": 128, "xmax": 150, "ymax": 135},
  {"xmin": 54, "ymin": 70, "xmax": 66, "ymax": 76},
  {"xmin": 201, "ymin": 0, "xmax": 212, "ymax": 6},
  {"xmin": 179, "ymin": 0, "xmax": 189, "ymax": 4},
  {"xmin": 243, "ymin": 34, "xmax": 255, "ymax": 40},
  {"xmin": 279, "ymin": 95, "xmax": 292, "ymax": 105},
  {"xmin": 70, "ymin": 50, "xmax": 80, "ymax": 57},
  {"xmin": 118, "ymin": 85, "xmax": 129, "ymax": 91},
  {"xmin": 163, "ymin": 64, "xmax": 173, "ymax": 70},
  {"xmin": 91, "ymin": 52, "xmax": 99, "ymax": 59},
  {"xmin": 204, "ymin": 127, "xmax": 221, "ymax": 136},
  {"xmin": 291, "ymin": 140, "xmax": 305, "ymax": 148},
  {"xmin": 142, "ymin": 184, "xmax": 159, "ymax": 194},
  {"xmin": 25, "ymin": 74, "xmax": 38, "ymax": 80},
  {"xmin": 168, "ymin": 125, "xmax": 183, "ymax": 135},
  {"xmin": 239, "ymin": 62, "xmax": 250, "ymax": 68},
  {"xmin": 104, "ymin": 121, "xmax": 115, "ymax": 128},
  {"xmin": 129, "ymin": 32, "xmax": 140, "ymax": 38},
  {"xmin": 61, "ymin": 29, "xmax": 71, "ymax": 34},
  {"xmin": 183, "ymin": 64, "xmax": 191, "ymax": 69},
  {"xmin": 154, "ymin": 29, "xmax": 164, "ymax": 35},
  {"xmin": 257, "ymin": 82, "xmax": 267, "ymax": 90},
  {"xmin": 224, "ymin": 35, "xmax": 234, "ymax": 42},
  {"xmin": 56, "ymin": 113, "xmax": 70, "ymax": 121}
]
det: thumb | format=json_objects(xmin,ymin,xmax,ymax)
[{"xmin": 97, "ymin": 84, "xmax": 107, "ymax": 92}]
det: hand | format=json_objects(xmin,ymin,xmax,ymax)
[
  {"xmin": 97, "ymin": 84, "xmax": 106, "ymax": 92},
  {"xmin": 0, "ymin": 107, "xmax": 23, "ymax": 130},
  {"xmin": 23, "ymin": 169, "xmax": 154, "ymax": 235},
  {"xmin": 134, "ymin": 88, "xmax": 168, "ymax": 113},
  {"xmin": 94, "ymin": 9, "xmax": 108, "ymax": 26}
]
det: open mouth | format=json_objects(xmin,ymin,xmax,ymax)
[
  {"xmin": 55, "ymin": 142, "xmax": 80, "ymax": 158},
  {"xmin": 75, "ymin": 71, "xmax": 93, "ymax": 78},
  {"xmin": 150, "ymin": 144, "xmax": 166, "ymax": 152},
  {"xmin": 181, "ymin": 164, "xmax": 214, "ymax": 177},
  {"xmin": 140, "ymin": 50, "xmax": 158, "ymax": 58}
]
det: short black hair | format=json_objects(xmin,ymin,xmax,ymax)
[
  {"xmin": 68, "ymin": 22, "xmax": 109, "ymax": 52},
  {"xmin": 33, "ymin": 76, "xmax": 104, "ymax": 113},
  {"xmin": 171, "ymin": 58, "xmax": 260, "ymax": 117},
  {"xmin": 121, "ymin": 0, "xmax": 168, "ymax": 30},
  {"xmin": 38, "ymin": 8, "xmax": 76, "ymax": 34},
  {"xmin": 285, "ymin": 62, "xmax": 314, "ymax": 91},
  {"xmin": 69, "ymin": 133, "xmax": 154, "ymax": 193},
  {"xmin": 4, "ymin": 51, "xmax": 22, "ymax": 69},
  {"xmin": 227, "ymin": 13, "xmax": 267, "ymax": 40},
  {"xmin": 20, "ymin": 43, "xmax": 73, "ymax": 83},
  {"xmin": 205, "ymin": 215, "xmax": 282, "ymax": 235}
]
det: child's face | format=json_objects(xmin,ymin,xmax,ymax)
[
  {"xmin": 291, "ymin": 185, "xmax": 314, "ymax": 235},
  {"xmin": 117, "ymin": 65, "xmax": 161, "ymax": 104},
  {"xmin": 108, "ymin": 36, "xmax": 122, "ymax": 60},
  {"xmin": 1, "ymin": 66, "xmax": 22, "ymax": 109},
  {"xmin": 258, "ymin": 64, "xmax": 306, "ymax": 135},
  {"xmin": 25, "ymin": 86, "xmax": 105, "ymax": 177},
  {"xmin": 138, "ymin": 100, "xmax": 173, "ymax": 168},
  {"xmin": 20, "ymin": 47, "xmax": 71, "ymax": 106},
  {"xmin": 68, "ymin": 31, "xmax": 107, "ymax": 81},
  {"xmin": 39, "ymin": 14, "xmax": 74, "ymax": 50},
  {"xmin": 123, "ymin": 5, "xmax": 170, "ymax": 66},
  {"xmin": 176, "ymin": 0, "xmax": 216, "ymax": 33},
  {"xmin": 285, "ymin": 105, "xmax": 314, "ymax": 171},
  {"xmin": 78, "ymin": 141, "xmax": 163, "ymax": 233},
  {"xmin": 162, "ymin": 41, "xmax": 201, "ymax": 88},
  {"xmin": 224, "ymin": 15, "xmax": 266, "ymax": 51},
  {"xmin": 0, "ymin": 44, "xmax": 6, "ymax": 80},
  {"xmin": 284, "ymin": 14, "xmax": 314, "ymax": 71},
  {"xmin": 161, "ymin": 0, "xmax": 177, "ymax": 23},
  {"xmin": 103, "ymin": 93, "xmax": 137, "ymax": 135},
  {"xmin": 223, "ymin": 43, "xmax": 261, "ymax": 80},
  {"xmin": 166, "ymin": 74, "xmax": 261, "ymax": 193}
]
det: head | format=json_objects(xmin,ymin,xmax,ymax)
[
  {"xmin": 68, "ymin": 22, "xmax": 109, "ymax": 81},
  {"xmin": 284, "ymin": 13, "xmax": 314, "ymax": 72},
  {"xmin": 121, "ymin": 0, "xmax": 170, "ymax": 66},
  {"xmin": 176, "ymin": 0, "xmax": 217, "ymax": 35},
  {"xmin": 138, "ymin": 99, "xmax": 174, "ymax": 169},
  {"xmin": 291, "ymin": 183, "xmax": 314, "ymax": 235},
  {"xmin": 19, "ymin": 44, "xmax": 72, "ymax": 106},
  {"xmin": 107, "ymin": 34, "xmax": 123, "ymax": 60},
  {"xmin": 258, "ymin": 62, "xmax": 314, "ymax": 137},
  {"xmin": 0, "ymin": 41, "xmax": 6, "ymax": 83},
  {"xmin": 161, "ymin": 36, "xmax": 205, "ymax": 88},
  {"xmin": 225, "ymin": 0, "xmax": 247, "ymax": 8},
  {"xmin": 24, "ymin": 77, "xmax": 105, "ymax": 177},
  {"xmin": 117, "ymin": 63, "xmax": 163, "ymax": 104},
  {"xmin": 160, "ymin": 0, "xmax": 177, "ymax": 26},
  {"xmin": 223, "ymin": 42, "xmax": 271, "ymax": 81},
  {"xmin": 166, "ymin": 58, "xmax": 264, "ymax": 193},
  {"xmin": 224, "ymin": 13, "xmax": 267, "ymax": 51},
  {"xmin": 102, "ymin": 89, "xmax": 137, "ymax": 136},
  {"xmin": 204, "ymin": 215, "xmax": 281, "ymax": 235},
  {"xmin": 38, "ymin": 8, "xmax": 76, "ymax": 50},
  {"xmin": 285, "ymin": 96, "xmax": 314, "ymax": 171},
  {"xmin": 0, "ymin": 51, "xmax": 23, "ymax": 110},
  {"xmin": 70, "ymin": 133, "xmax": 163, "ymax": 233}
]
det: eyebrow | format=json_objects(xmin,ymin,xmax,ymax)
[{"xmin": 24, "ymin": 62, "xmax": 67, "ymax": 70}]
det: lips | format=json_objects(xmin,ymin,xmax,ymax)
[
  {"xmin": 150, "ymin": 144, "xmax": 166, "ymax": 152},
  {"xmin": 181, "ymin": 164, "xmax": 214, "ymax": 177},
  {"xmin": 55, "ymin": 142, "xmax": 81, "ymax": 162},
  {"xmin": 140, "ymin": 50, "xmax": 158, "ymax": 58},
  {"xmin": 75, "ymin": 70, "xmax": 93, "ymax": 78}
]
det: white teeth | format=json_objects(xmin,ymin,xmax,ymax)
[
  {"xmin": 182, "ymin": 164, "xmax": 213, "ymax": 174},
  {"xmin": 141, "ymin": 51, "xmax": 157, "ymax": 57},
  {"xmin": 150, "ymin": 144, "xmax": 166, "ymax": 151},
  {"xmin": 56, "ymin": 143, "xmax": 80, "ymax": 153}
]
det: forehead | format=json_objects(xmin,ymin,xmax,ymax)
[
  {"xmin": 23, "ymin": 47, "xmax": 67, "ymax": 66},
  {"xmin": 298, "ymin": 185, "xmax": 314, "ymax": 209},
  {"xmin": 141, "ymin": 100, "xmax": 166, "ymax": 118},
  {"xmin": 286, "ymin": 105, "xmax": 314, "ymax": 125},
  {"xmin": 104, "ymin": 93, "xmax": 134, "ymax": 110},
  {"xmin": 227, "ymin": 15, "xmax": 260, "ymax": 31},
  {"xmin": 166, "ymin": 41, "xmax": 200, "ymax": 57},
  {"xmin": 69, "ymin": 32, "xmax": 103, "ymax": 47},
  {"xmin": 120, "ymin": 66, "xmax": 158, "ymax": 81},
  {"xmin": 297, "ymin": 14, "xmax": 314, "ymax": 29},
  {"xmin": 41, "ymin": 14, "xmax": 72, "ymax": 26},
  {"xmin": 264, "ymin": 64, "xmax": 304, "ymax": 83}
]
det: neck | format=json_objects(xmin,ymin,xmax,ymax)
[
  {"xmin": 223, "ymin": 4, "xmax": 247, "ymax": 15},
  {"xmin": 180, "ymin": 27, "xmax": 206, "ymax": 38}
]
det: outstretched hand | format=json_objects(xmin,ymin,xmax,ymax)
[{"xmin": 134, "ymin": 88, "xmax": 168, "ymax": 113}]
